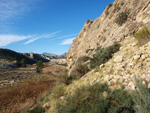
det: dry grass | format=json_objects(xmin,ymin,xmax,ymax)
[
  {"xmin": 42, "ymin": 64, "xmax": 67, "ymax": 76},
  {"xmin": 134, "ymin": 26, "xmax": 150, "ymax": 46},
  {"xmin": 0, "ymin": 63, "xmax": 66, "ymax": 112},
  {"xmin": 0, "ymin": 80, "xmax": 55, "ymax": 113}
]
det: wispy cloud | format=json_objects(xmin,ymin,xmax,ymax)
[
  {"xmin": 0, "ymin": 31, "xmax": 60, "ymax": 47},
  {"xmin": 0, "ymin": 34, "xmax": 32, "ymax": 47},
  {"xmin": 0, "ymin": 0, "xmax": 37, "ymax": 21},
  {"xmin": 24, "ymin": 31, "xmax": 60, "ymax": 44},
  {"xmin": 0, "ymin": 0, "xmax": 39, "ymax": 32},
  {"xmin": 24, "ymin": 37, "xmax": 39, "ymax": 45},
  {"xmin": 60, "ymin": 38, "xmax": 75, "ymax": 45},
  {"xmin": 53, "ymin": 34, "xmax": 78, "ymax": 40}
]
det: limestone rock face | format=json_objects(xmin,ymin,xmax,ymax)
[{"xmin": 67, "ymin": 0, "xmax": 150, "ymax": 71}]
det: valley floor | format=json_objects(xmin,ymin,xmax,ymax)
[{"xmin": 0, "ymin": 63, "xmax": 67, "ymax": 113}]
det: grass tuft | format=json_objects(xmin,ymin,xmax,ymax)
[
  {"xmin": 27, "ymin": 104, "xmax": 45, "ymax": 113},
  {"xmin": 134, "ymin": 26, "xmax": 150, "ymax": 46}
]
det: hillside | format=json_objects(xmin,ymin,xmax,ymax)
[
  {"xmin": 0, "ymin": 48, "xmax": 36, "ymax": 64},
  {"xmin": 23, "ymin": 53, "xmax": 49, "ymax": 62},
  {"xmin": 32, "ymin": 0, "xmax": 150, "ymax": 112},
  {"xmin": 67, "ymin": 0, "xmax": 150, "ymax": 72}
]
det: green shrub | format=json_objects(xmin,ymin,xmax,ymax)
[
  {"xmin": 90, "ymin": 43, "xmax": 121, "ymax": 69},
  {"xmin": 134, "ymin": 26, "xmax": 150, "ymax": 46},
  {"xmin": 105, "ymin": 11, "xmax": 109, "ymax": 16},
  {"xmin": 105, "ymin": 4, "xmax": 112, "ymax": 10},
  {"xmin": 55, "ymin": 83, "xmax": 134, "ymax": 113},
  {"xmin": 27, "ymin": 105, "xmax": 45, "ymax": 113},
  {"xmin": 55, "ymin": 83, "xmax": 109, "ymax": 113},
  {"xmin": 131, "ymin": 79, "xmax": 150, "ymax": 113},
  {"xmin": 36, "ymin": 60, "xmax": 43, "ymax": 68},
  {"xmin": 20, "ymin": 59, "xmax": 26, "ymax": 67},
  {"xmin": 76, "ymin": 56, "xmax": 90, "ymax": 64},
  {"xmin": 36, "ymin": 60, "xmax": 44, "ymax": 73},
  {"xmin": 71, "ymin": 63, "xmax": 90, "ymax": 79},
  {"xmin": 109, "ymin": 87, "xmax": 135, "ymax": 113},
  {"xmin": 57, "ymin": 73, "xmax": 74, "ymax": 85},
  {"xmin": 105, "ymin": 4, "xmax": 112, "ymax": 16},
  {"xmin": 69, "ymin": 56, "xmax": 90, "ymax": 82},
  {"xmin": 115, "ymin": 11, "xmax": 128, "ymax": 26}
]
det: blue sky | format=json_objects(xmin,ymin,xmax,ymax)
[{"xmin": 0, "ymin": 0, "xmax": 114, "ymax": 55}]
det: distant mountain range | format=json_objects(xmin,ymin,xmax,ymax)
[
  {"xmin": 42, "ymin": 52, "xmax": 57, "ymax": 57},
  {"xmin": 42, "ymin": 52, "xmax": 67, "ymax": 58}
]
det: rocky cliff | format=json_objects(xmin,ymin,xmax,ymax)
[
  {"xmin": 29, "ymin": 0, "xmax": 150, "ymax": 112},
  {"xmin": 67, "ymin": 0, "xmax": 150, "ymax": 71}
]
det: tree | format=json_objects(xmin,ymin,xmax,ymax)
[
  {"xmin": 36, "ymin": 60, "xmax": 43, "ymax": 73},
  {"xmin": 20, "ymin": 59, "xmax": 26, "ymax": 67}
]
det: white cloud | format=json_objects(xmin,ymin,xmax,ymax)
[
  {"xmin": 0, "ymin": 0, "xmax": 39, "ymax": 32},
  {"xmin": 0, "ymin": 34, "xmax": 32, "ymax": 46},
  {"xmin": 24, "ymin": 37, "xmax": 39, "ymax": 45},
  {"xmin": 24, "ymin": 31, "xmax": 60, "ymax": 44},
  {"xmin": 53, "ymin": 34, "xmax": 78, "ymax": 40},
  {"xmin": 0, "ymin": 31, "xmax": 60, "ymax": 46},
  {"xmin": 60, "ymin": 38, "xmax": 75, "ymax": 45},
  {"xmin": 0, "ymin": 0, "xmax": 37, "ymax": 21}
]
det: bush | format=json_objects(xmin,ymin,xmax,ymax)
[
  {"xmin": 90, "ymin": 43, "xmax": 121, "ymax": 69},
  {"xmin": 55, "ymin": 83, "xmax": 134, "ymax": 113},
  {"xmin": 115, "ymin": 11, "xmax": 128, "ymax": 26},
  {"xmin": 55, "ymin": 83, "xmax": 109, "ymax": 113},
  {"xmin": 69, "ymin": 56, "xmax": 90, "ymax": 81},
  {"xmin": 134, "ymin": 26, "xmax": 150, "ymax": 46},
  {"xmin": 71, "ymin": 63, "xmax": 90, "ymax": 79},
  {"xmin": 105, "ymin": 4, "xmax": 112, "ymax": 16},
  {"xmin": 105, "ymin": 11, "xmax": 109, "ymax": 16},
  {"xmin": 131, "ymin": 79, "xmax": 150, "ymax": 113},
  {"xmin": 57, "ymin": 73, "xmax": 74, "ymax": 85},
  {"xmin": 36, "ymin": 60, "xmax": 44, "ymax": 73},
  {"xmin": 109, "ymin": 87, "xmax": 135, "ymax": 113},
  {"xmin": 76, "ymin": 56, "xmax": 90, "ymax": 64},
  {"xmin": 20, "ymin": 59, "xmax": 26, "ymax": 67},
  {"xmin": 105, "ymin": 4, "xmax": 113, "ymax": 10}
]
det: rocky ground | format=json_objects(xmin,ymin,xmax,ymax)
[
  {"xmin": 66, "ymin": 37, "xmax": 150, "ymax": 94},
  {"xmin": 0, "ymin": 66, "xmax": 36, "ymax": 89}
]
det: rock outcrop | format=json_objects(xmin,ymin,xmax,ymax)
[
  {"xmin": 23, "ymin": 53, "xmax": 49, "ymax": 62},
  {"xmin": 67, "ymin": 0, "xmax": 150, "ymax": 71}
]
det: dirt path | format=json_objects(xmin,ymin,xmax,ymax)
[{"xmin": 0, "ymin": 80, "xmax": 55, "ymax": 113}]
